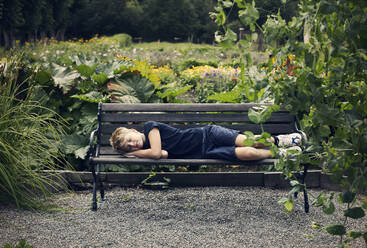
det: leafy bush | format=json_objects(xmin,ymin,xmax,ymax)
[
  {"xmin": 211, "ymin": 0, "xmax": 367, "ymax": 246},
  {"xmin": 108, "ymin": 33, "xmax": 133, "ymax": 48},
  {"xmin": 179, "ymin": 65, "xmax": 242, "ymax": 102},
  {"xmin": 0, "ymin": 56, "xmax": 68, "ymax": 208},
  {"xmin": 34, "ymin": 54, "xmax": 165, "ymax": 168},
  {"xmin": 180, "ymin": 59, "xmax": 218, "ymax": 70}
]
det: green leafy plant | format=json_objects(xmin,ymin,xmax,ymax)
[
  {"xmin": 212, "ymin": 0, "xmax": 367, "ymax": 246},
  {"xmin": 2, "ymin": 239, "xmax": 33, "ymax": 248},
  {"xmin": 0, "ymin": 56, "xmax": 68, "ymax": 208},
  {"xmin": 312, "ymin": 191, "xmax": 367, "ymax": 246}
]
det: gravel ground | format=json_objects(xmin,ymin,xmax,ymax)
[{"xmin": 0, "ymin": 187, "xmax": 365, "ymax": 248}]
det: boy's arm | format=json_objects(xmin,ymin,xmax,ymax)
[
  {"xmin": 125, "ymin": 149, "xmax": 168, "ymax": 159},
  {"xmin": 124, "ymin": 127, "xmax": 165, "ymax": 159}
]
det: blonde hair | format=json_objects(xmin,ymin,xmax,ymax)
[{"xmin": 110, "ymin": 127, "xmax": 133, "ymax": 153}]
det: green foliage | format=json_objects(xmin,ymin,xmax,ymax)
[
  {"xmin": 109, "ymin": 33, "xmax": 133, "ymax": 48},
  {"xmin": 109, "ymin": 75, "xmax": 157, "ymax": 103},
  {"xmin": 325, "ymin": 224, "xmax": 346, "ymax": 236},
  {"xmin": 181, "ymin": 59, "xmax": 218, "ymax": 70},
  {"xmin": 213, "ymin": 0, "xmax": 367, "ymax": 245},
  {"xmin": 21, "ymin": 51, "xmax": 166, "ymax": 166},
  {"xmin": 2, "ymin": 239, "xmax": 33, "ymax": 248},
  {"xmin": 157, "ymin": 83, "xmax": 192, "ymax": 103},
  {"xmin": 248, "ymin": 105, "xmax": 280, "ymax": 125},
  {"xmin": 0, "ymin": 55, "xmax": 68, "ymax": 208}
]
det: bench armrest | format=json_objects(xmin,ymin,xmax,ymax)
[{"xmin": 89, "ymin": 129, "xmax": 99, "ymax": 158}]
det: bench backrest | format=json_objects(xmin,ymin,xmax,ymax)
[{"xmin": 97, "ymin": 103, "xmax": 298, "ymax": 156}]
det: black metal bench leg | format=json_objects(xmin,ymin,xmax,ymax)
[
  {"xmin": 304, "ymin": 188, "xmax": 309, "ymax": 213},
  {"xmin": 293, "ymin": 164, "xmax": 310, "ymax": 213},
  {"xmin": 91, "ymin": 163, "xmax": 98, "ymax": 211},
  {"xmin": 99, "ymin": 166, "xmax": 105, "ymax": 201},
  {"xmin": 302, "ymin": 164, "xmax": 309, "ymax": 213}
]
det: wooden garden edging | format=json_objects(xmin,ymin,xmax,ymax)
[{"xmin": 54, "ymin": 170, "xmax": 343, "ymax": 191}]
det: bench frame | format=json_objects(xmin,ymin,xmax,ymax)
[{"xmin": 89, "ymin": 103, "xmax": 309, "ymax": 212}]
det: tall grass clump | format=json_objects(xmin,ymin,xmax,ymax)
[{"xmin": 0, "ymin": 56, "xmax": 67, "ymax": 208}]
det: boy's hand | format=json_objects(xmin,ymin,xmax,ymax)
[
  {"xmin": 161, "ymin": 150, "xmax": 168, "ymax": 159},
  {"xmin": 123, "ymin": 152, "xmax": 138, "ymax": 158}
]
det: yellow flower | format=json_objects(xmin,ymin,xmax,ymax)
[
  {"xmin": 272, "ymin": 56, "xmax": 276, "ymax": 65},
  {"xmin": 288, "ymin": 54, "xmax": 295, "ymax": 61}
]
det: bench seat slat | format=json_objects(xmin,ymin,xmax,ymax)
[
  {"xmin": 90, "ymin": 156, "xmax": 276, "ymax": 165},
  {"xmin": 101, "ymin": 103, "xmax": 286, "ymax": 112},
  {"xmin": 101, "ymin": 113, "xmax": 295, "ymax": 123}
]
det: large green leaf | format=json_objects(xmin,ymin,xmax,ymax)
[
  {"xmin": 109, "ymin": 75, "xmax": 155, "ymax": 103},
  {"xmin": 344, "ymin": 207, "xmax": 365, "ymax": 219},
  {"xmin": 77, "ymin": 64, "xmax": 95, "ymax": 78},
  {"xmin": 238, "ymin": 1, "xmax": 259, "ymax": 31},
  {"xmin": 348, "ymin": 230, "xmax": 362, "ymax": 239},
  {"xmin": 95, "ymin": 61, "xmax": 127, "ymax": 79},
  {"xmin": 35, "ymin": 70, "xmax": 52, "ymax": 85},
  {"xmin": 70, "ymin": 54, "xmax": 98, "ymax": 67},
  {"xmin": 50, "ymin": 63, "xmax": 80, "ymax": 93},
  {"xmin": 207, "ymin": 87, "xmax": 242, "ymax": 103},
  {"xmin": 339, "ymin": 191, "xmax": 356, "ymax": 203},
  {"xmin": 61, "ymin": 133, "xmax": 89, "ymax": 159},
  {"xmin": 92, "ymin": 72, "xmax": 108, "ymax": 85},
  {"xmin": 74, "ymin": 146, "xmax": 90, "ymax": 160},
  {"xmin": 325, "ymin": 224, "xmax": 346, "ymax": 236}
]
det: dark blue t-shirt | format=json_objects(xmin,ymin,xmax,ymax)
[{"xmin": 143, "ymin": 121, "xmax": 204, "ymax": 159}]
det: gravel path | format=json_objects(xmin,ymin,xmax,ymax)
[{"xmin": 0, "ymin": 187, "xmax": 365, "ymax": 248}]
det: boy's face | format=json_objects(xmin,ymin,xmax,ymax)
[{"xmin": 123, "ymin": 130, "xmax": 144, "ymax": 152}]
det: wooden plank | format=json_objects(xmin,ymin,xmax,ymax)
[
  {"xmin": 105, "ymin": 172, "xmax": 265, "ymax": 187},
  {"xmin": 101, "ymin": 113, "xmax": 295, "ymax": 123},
  {"xmin": 99, "ymin": 146, "xmax": 119, "ymax": 154},
  {"xmin": 101, "ymin": 103, "xmax": 286, "ymax": 112},
  {"xmin": 100, "ymin": 123, "xmax": 296, "ymax": 135},
  {"xmin": 90, "ymin": 156, "xmax": 276, "ymax": 165}
]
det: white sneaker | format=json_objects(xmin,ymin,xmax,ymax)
[
  {"xmin": 278, "ymin": 146, "xmax": 302, "ymax": 159},
  {"xmin": 276, "ymin": 133, "xmax": 303, "ymax": 147}
]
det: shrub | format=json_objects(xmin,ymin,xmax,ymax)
[
  {"xmin": 109, "ymin": 33, "xmax": 133, "ymax": 48},
  {"xmin": 0, "ymin": 56, "xmax": 68, "ymax": 208},
  {"xmin": 181, "ymin": 59, "xmax": 218, "ymax": 70}
]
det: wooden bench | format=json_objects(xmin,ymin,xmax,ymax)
[{"xmin": 88, "ymin": 103, "xmax": 309, "ymax": 212}]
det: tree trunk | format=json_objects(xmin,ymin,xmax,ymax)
[
  {"xmin": 3, "ymin": 30, "xmax": 10, "ymax": 49},
  {"xmin": 56, "ymin": 29, "xmax": 66, "ymax": 41}
]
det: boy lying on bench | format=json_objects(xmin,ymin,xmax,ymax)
[{"xmin": 110, "ymin": 121, "xmax": 305, "ymax": 161}]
